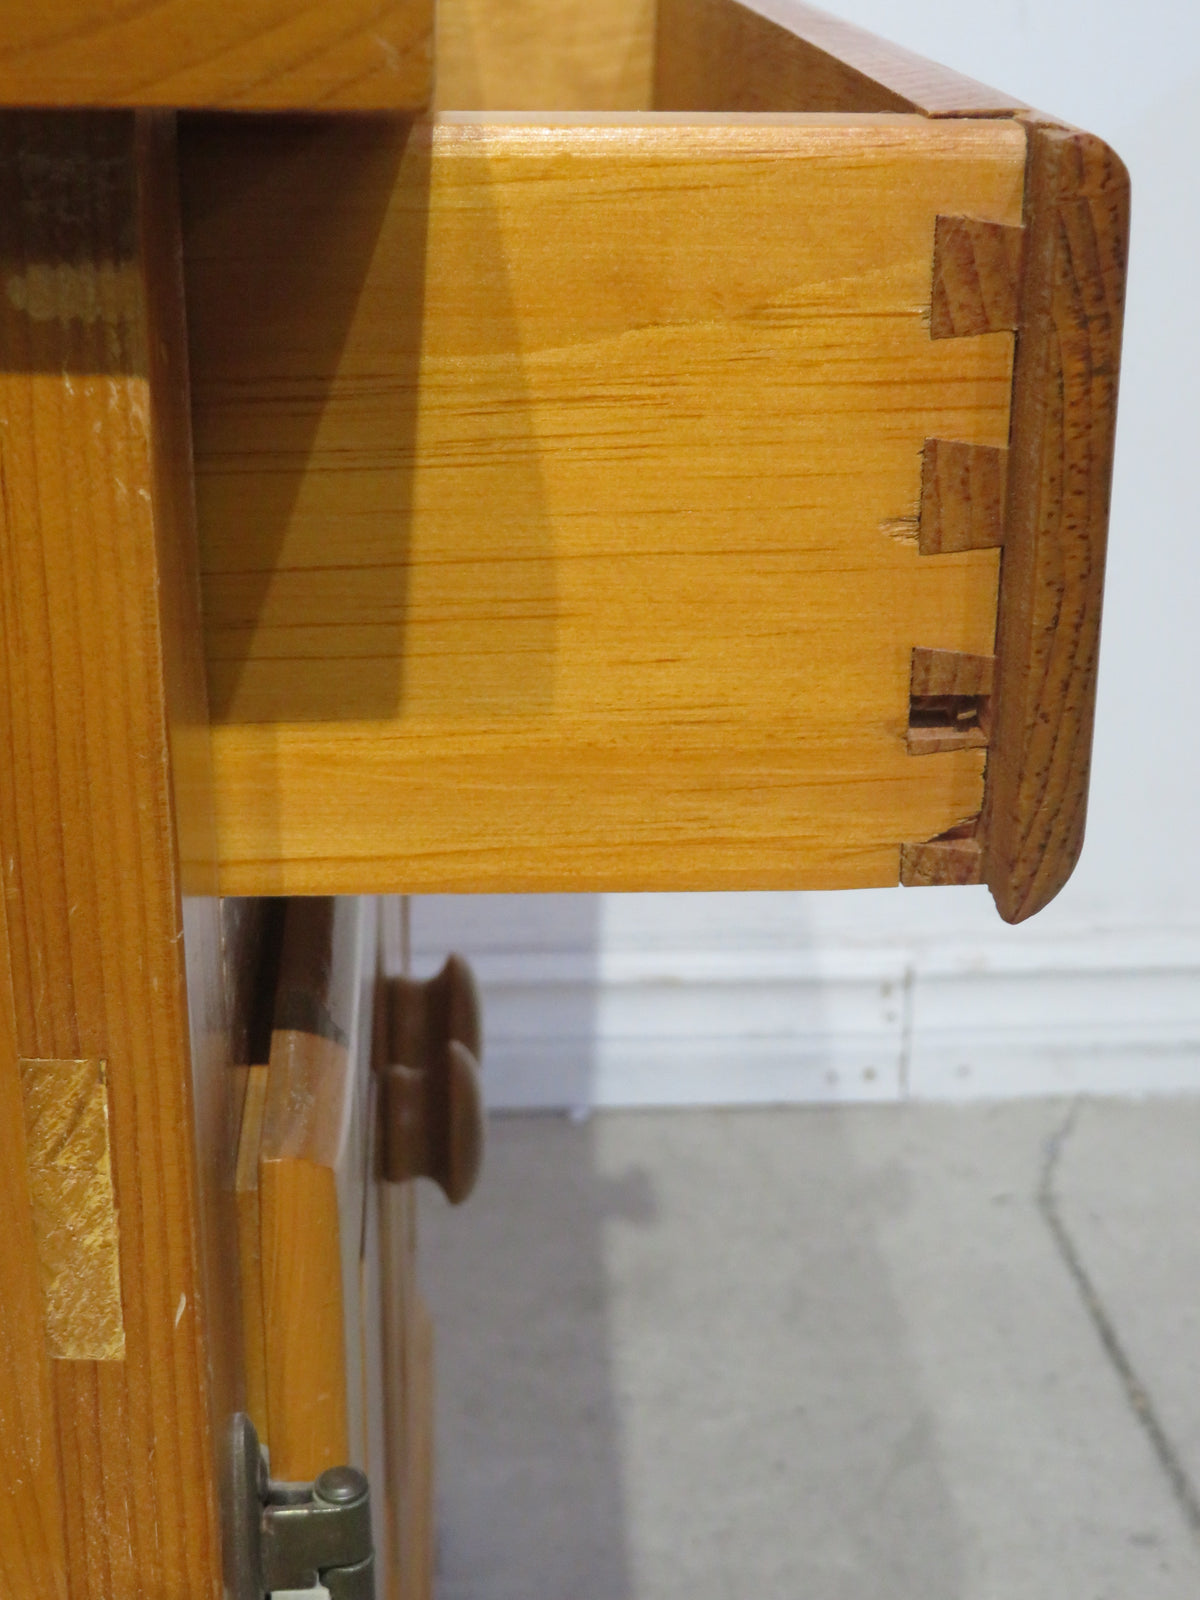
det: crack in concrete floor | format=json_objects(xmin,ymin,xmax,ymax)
[
  {"xmin": 425, "ymin": 1101, "xmax": 1200, "ymax": 1599},
  {"xmin": 1038, "ymin": 1098, "xmax": 1200, "ymax": 1545}
]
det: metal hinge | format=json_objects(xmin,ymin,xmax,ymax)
[{"xmin": 226, "ymin": 1413, "xmax": 376, "ymax": 1600}]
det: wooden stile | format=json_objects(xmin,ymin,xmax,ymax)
[
  {"xmin": 0, "ymin": 903, "xmax": 68, "ymax": 1599},
  {"xmin": 0, "ymin": 111, "xmax": 235, "ymax": 1598}
]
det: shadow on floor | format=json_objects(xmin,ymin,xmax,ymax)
[{"xmin": 420, "ymin": 1108, "xmax": 969, "ymax": 1600}]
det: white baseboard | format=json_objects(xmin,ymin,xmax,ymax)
[
  {"xmin": 909, "ymin": 951, "xmax": 1200, "ymax": 1100},
  {"xmin": 414, "ymin": 929, "xmax": 1200, "ymax": 1110}
]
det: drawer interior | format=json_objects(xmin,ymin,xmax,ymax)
[{"xmin": 436, "ymin": 0, "xmax": 658, "ymax": 111}]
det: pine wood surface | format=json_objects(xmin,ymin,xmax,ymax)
[
  {"xmin": 260, "ymin": 1024, "xmax": 356, "ymax": 1477},
  {"xmin": 0, "ymin": 111, "xmax": 228, "ymax": 1597},
  {"xmin": 0, "ymin": 901, "xmax": 68, "ymax": 1597},
  {"xmin": 183, "ymin": 112, "xmax": 1024, "ymax": 897},
  {"xmin": 259, "ymin": 899, "xmax": 366, "ymax": 1481},
  {"xmin": 235, "ymin": 1063, "xmax": 271, "ymax": 1446},
  {"xmin": 185, "ymin": 895, "xmax": 264, "ymax": 1492},
  {"xmin": 253, "ymin": 896, "xmax": 409, "ymax": 1577},
  {"xmin": 654, "ymin": 0, "xmax": 1023, "ymax": 116},
  {"xmin": 146, "ymin": 111, "xmax": 250, "ymax": 1503},
  {"xmin": 436, "ymin": 0, "xmax": 655, "ymax": 109},
  {"xmin": 0, "ymin": 0, "xmax": 433, "ymax": 110},
  {"xmin": 983, "ymin": 121, "xmax": 1130, "ymax": 922}
]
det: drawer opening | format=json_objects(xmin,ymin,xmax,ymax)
[{"xmin": 435, "ymin": 0, "xmax": 930, "ymax": 115}]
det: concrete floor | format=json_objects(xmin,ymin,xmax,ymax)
[{"xmin": 420, "ymin": 1100, "xmax": 1200, "ymax": 1600}]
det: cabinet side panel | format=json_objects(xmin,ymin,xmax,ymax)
[
  {"xmin": 0, "ymin": 902, "xmax": 68, "ymax": 1596},
  {"xmin": 0, "ymin": 111, "xmax": 226, "ymax": 1598}
]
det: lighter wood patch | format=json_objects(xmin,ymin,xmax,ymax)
[{"xmin": 19, "ymin": 1059, "xmax": 124, "ymax": 1361}]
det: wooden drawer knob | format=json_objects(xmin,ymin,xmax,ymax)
[{"xmin": 380, "ymin": 956, "xmax": 483, "ymax": 1205}]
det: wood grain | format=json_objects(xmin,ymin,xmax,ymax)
[
  {"xmin": 930, "ymin": 215, "xmax": 1023, "ymax": 339},
  {"xmin": 900, "ymin": 825, "xmax": 982, "ymax": 887},
  {"xmin": 0, "ymin": 896, "xmax": 68, "ymax": 1597},
  {"xmin": 259, "ymin": 898, "xmax": 372, "ymax": 1482},
  {"xmin": 437, "ymin": 0, "xmax": 655, "ymax": 110},
  {"xmin": 0, "ymin": 111, "xmax": 226, "ymax": 1598},
  {"xmin": 182, "ymin": 113, "xmax": 1024, "ymax": 896},
  {"xmin": 19, "ymin": 1060, "xmax": 124, "ymax": 1361},
  {"xmin": 906, "ymin": 727, "xmax": 989, "ymax": 756},
  {"xmin": 906, "ymin": 642, "xmax": 993, "ymax": 755},
  {"xmin": 655, "ymin": 0, "xmax": 1023, "ymax": 116},
  {"xmin": 919, "ymin": 438, "xmax": 1007, "ymax": 554},
  {"xmin": 148, "ymin": 107, "xmax": 249, "ymax": 1496},
  {"xmin": 910, "ymin": 646, "xmax": 994, "ymax": 698},
  {"xmin": 235, "ymin": 1064, "xmax": 271, "ymax": 1445},
  {"xmin": 260, "ymin": 1028, "xmax": 353, "ymax": 1478},
  {"xmin": 0, "ymin": 0, "xmax": 432, "ymax": 110},
  {"xmin": 983, "ymin": 122, "xmax": 1130, "ymax": 922}
]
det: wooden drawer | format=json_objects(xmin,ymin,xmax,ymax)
[
  {"xmin": 181, "ymin": 0, "xmax": 1128, "ymax": 923},
  {"xmin": 0, "ymin": 5, "xmax": 1128, "ymax": 1598}
]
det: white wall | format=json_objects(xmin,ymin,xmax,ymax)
[{"xmin": 412, "ymin": 0, "xmax": 1200, "ymax": 1108}]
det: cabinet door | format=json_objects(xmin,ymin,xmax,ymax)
[{"xmin": 234, "ymin": 896, "xmax": 433, "ymax": 1600}]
